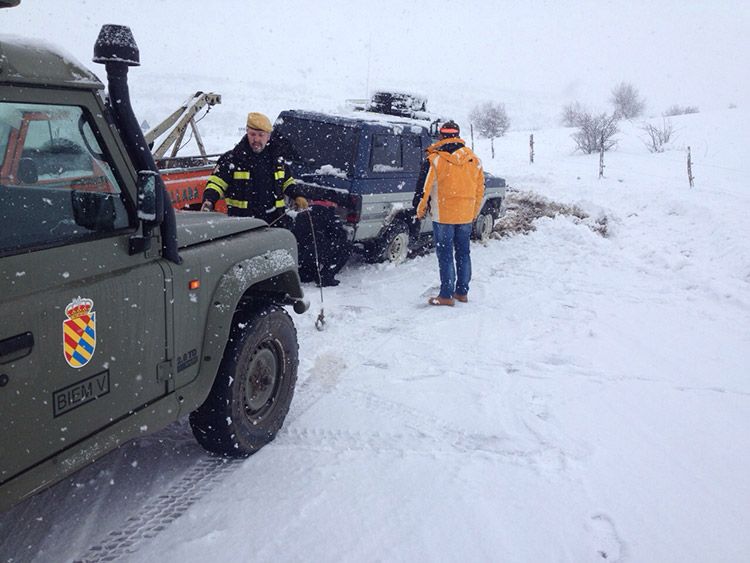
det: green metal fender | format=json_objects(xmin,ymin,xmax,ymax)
[{"xmin": 176, "ymin": 248, "xmax": 307, "ymax": 415}]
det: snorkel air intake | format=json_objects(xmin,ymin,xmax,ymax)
[{"xmin": 93, "ymin": 24, "xmax": 181, "ymax": 264}]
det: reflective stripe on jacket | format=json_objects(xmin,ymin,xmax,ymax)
[
  {"xmin": 202, "ymin": 136, "xmax": 300, "ymax": 218},
  {"xmin": 416, "ymin": 137, "xmax": 484, "ymax": 224}
]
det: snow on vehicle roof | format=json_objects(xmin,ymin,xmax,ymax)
[
  {"xmin": 0, "ymin": 34, "xmax": 102, "ymax": 89},
  {"xmin": 277, "ymin": 108, "xmax": 430, "ymax": 136}
]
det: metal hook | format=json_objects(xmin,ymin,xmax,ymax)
[{"xmin": 315, "ymin": 308, "xmax": 326, "ymax": 331}]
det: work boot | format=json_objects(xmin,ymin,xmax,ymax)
[
  {"xmin": 318, "ymin": 276, "xmax": 340, "ymax": 287},
  {"xmin": 428, "ymin": 296, "xmax": 455, "ymax": 306},
  {"xmin": 453, "ymin": 293, "xmax": 468, "ymax": 303}
]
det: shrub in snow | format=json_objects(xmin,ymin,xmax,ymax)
[
  {"xmin": 470, "ymin": 101, "xmax": 511, "ymax": 138},
  {"xmin": 469, "ymin": 101, "xmax": 510, "ymax": 159},
  {"xmin": 610, "ymin": 81, "xmax": 646, "ymax": 119},
  {"xmin": 641, "ymin": 118, "xmax": 675, "ymax": 153},
  {"xmin": 560, "ymin": 101, "xmax": 586, "ymax": 127},
  {"xmin": 663, "ymin": 104, "xmax": 700, "ymax": 116},
  {"xmin": 572, "ymin": 111, "xmax": 619, "ymax": 154}
]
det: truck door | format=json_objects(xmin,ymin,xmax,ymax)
[{"xmin": 0, "ymin": 98, "xmax": 169, "ymax": 486}]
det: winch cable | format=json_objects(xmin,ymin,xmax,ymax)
[
  {"xmin": 306, "ymin": 209, "xmax": 327, "ymax": 331},
  {"xmin": 267, "ymin": 209, "xmax": 326, "ymax": 330}
]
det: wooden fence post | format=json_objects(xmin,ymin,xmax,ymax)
[
  {"xmin": 529, "ymin": 134, "xmax": 534, "ymax": 164},
  {"xmin": 598, "ymin": 143, "xmax": 605, "ymax": 179},
  {"xmin": 470, "ymin": 123, "xmax": 474, "ymax": 150},
  {"xmin": 687, "ymin": 146, "xmax": 695, "ymax": 188}
]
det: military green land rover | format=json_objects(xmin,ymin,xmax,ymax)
[{"xmin": 0, "ymin": 13, "xmax": 308, "ymax": 511}]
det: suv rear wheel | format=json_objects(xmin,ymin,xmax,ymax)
[
  {"xmin": 364, "ymin": 220, "xmax": 410, "ymax": 264},
  {"xmin": 472, "ymin": 211, "xmax": 494, "ymax": 241},
  {"xmin": 189, "ymin": 304, "xmax": 298, "ymax": 457}
]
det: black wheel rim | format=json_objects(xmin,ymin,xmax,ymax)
[{"xmin": 243, "ymin": 342, "xmax": 281, "ymax": 418}]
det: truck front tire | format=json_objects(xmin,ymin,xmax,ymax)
[{"xmin": 189, "ymin": 304, "xmax": 298, "ymax": 457}]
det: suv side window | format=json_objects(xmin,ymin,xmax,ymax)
[
  {"xmin": 402, "ymin": 135, "xmax": 423, "ymax": 172},
  {"xmin": 0, "ymin": 102, "xmax": 133, "ymax": 257},
  {"xmin": 370, "ymin": 134, "xmax": 403, "ymax": 172}
]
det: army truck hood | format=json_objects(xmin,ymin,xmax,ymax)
[
  {"xmin": 0, "ymin": 34, "xmax": 102, "ymax": 89},
  {"xmin": 175, "ymin": 211, "xmax": 268, "ymax": 248}
]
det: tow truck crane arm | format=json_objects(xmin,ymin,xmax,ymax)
[{"xmin": 144, "ymin": 91, "xmax": 221, "ymax": 159}]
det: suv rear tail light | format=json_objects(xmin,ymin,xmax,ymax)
[{"xmin": 346, "ymin": 194, "xmax": 361, "ymax": 224}]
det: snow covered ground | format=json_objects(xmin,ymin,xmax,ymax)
[{"xmin": 2, "ymin": 2, "xmax": 750, "ymax": 562}]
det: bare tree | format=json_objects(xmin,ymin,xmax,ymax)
[
  {"xmin": 641, "ymin": 118, "xmax": 675, "ymax": 153},
  {"xmin": 572, "ymin": 112, "xmax": 619, "ymax": 154},
  {"xmin": 560, "ymin": 101, "xmax": 585, "ymax": 127},
  {"xmin": 610, "ymin": 82, "xmax": 646, "ymax": 119},
  {"xmin": 469, "ymin": 101, "xmax": 510, "ymax": 158}
]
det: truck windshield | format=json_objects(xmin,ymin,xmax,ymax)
[
  {"xmin": 273, "ymin": 116, "xmax": 357, "ymax": 178},
  {"xmin": 0, "ymin": 101, "xmax": 133, "ymax": 257}
]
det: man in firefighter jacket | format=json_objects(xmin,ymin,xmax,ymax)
[
  {"xmin": 414, "ymin": 120, "xmax": 484, "ymax": 306},
  {"xmin": 200, "ymin": 112, "xmax": 308, "ymax": 228}
]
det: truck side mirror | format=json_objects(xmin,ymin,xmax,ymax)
[
  {"xmin": 128, "ymin": 170, "xmax": 165, "ymax": 255},
  {"xmin": 136, "ymin": 170, "xmax": 159, "ymax": 223}
]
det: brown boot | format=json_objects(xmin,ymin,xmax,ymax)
[
  {"xmin": 453, "ymin": 293, "xmax": 468, "ymax": 303},
  {"xmin": 428, "ymin": 296, "xmax": 455, "ymax": 306}
]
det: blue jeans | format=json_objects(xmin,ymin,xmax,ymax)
[{"xmin": 432, "ymin": 222, "xmax": 472, "ymax": 299}]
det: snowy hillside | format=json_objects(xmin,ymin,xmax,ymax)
[{"xmin": 2, "ymin": 1, "xmax": 750, "ymax": 562}]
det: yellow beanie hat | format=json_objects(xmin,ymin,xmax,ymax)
[{"xmin": 246, "ymin": 112, "xmax": 273, "ymax": 132}]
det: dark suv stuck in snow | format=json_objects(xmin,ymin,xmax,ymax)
[{"xmin": 274, "ymin": 109, "xmax": 507, "ymax": 266}]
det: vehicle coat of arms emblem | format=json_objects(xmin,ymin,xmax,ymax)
[{"xmin": 63, "ymin": 297, "xmax": 96, "ymax": 368}]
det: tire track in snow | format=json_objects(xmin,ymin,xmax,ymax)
[
  {"xmin": 277, "ymin": 425, "xmax": 543, "ymax": 465},
  {"xmin": 351, "ymin": 388, "xmax": 558, "ymax": 467},
  {"xmin": 279, "ymin": 388, "xmax": 558, "ymax": 469},
  {"xmin": 73, "ymin": 457, "xmax": 243, "ymax": 563},
  {"xmin": 73, "ymin": 349, "xmax": 348, "ymax": 562}
]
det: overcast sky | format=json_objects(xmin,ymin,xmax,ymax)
[{"xmin": 2, "ymin": 1, "xmax": 748, "ymax": 123}]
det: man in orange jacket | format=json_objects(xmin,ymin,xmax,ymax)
[{"xmin": 414, "ymin": 120, "xmax": 484, "ymax": 306}]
